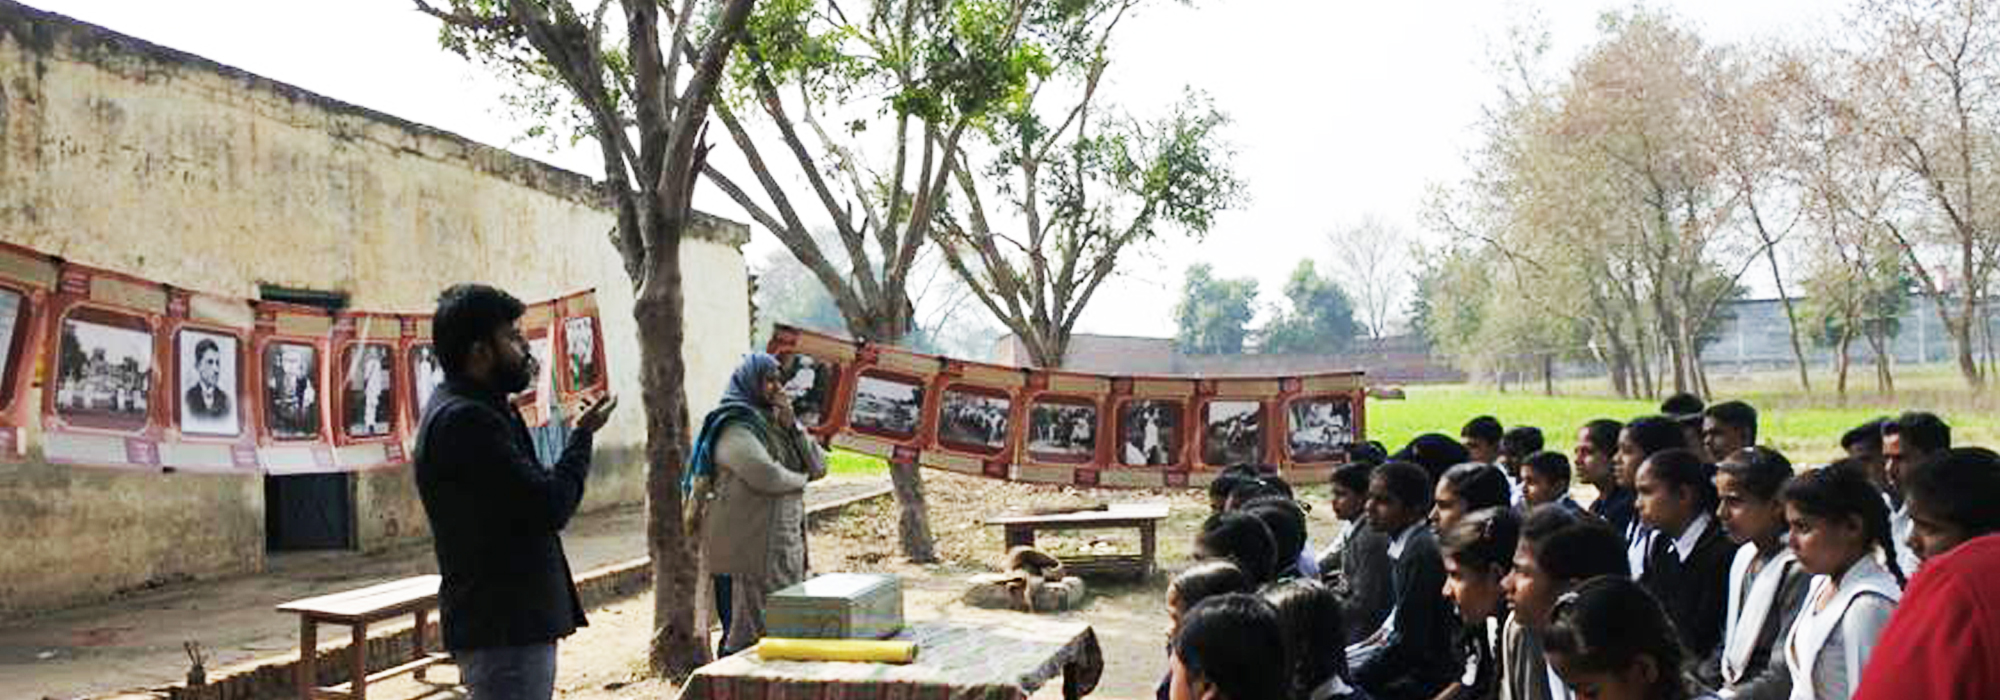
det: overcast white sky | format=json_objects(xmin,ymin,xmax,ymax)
[{"xmin": 28, "ymin": 0, "xmax": 1839, "ymax": 338}]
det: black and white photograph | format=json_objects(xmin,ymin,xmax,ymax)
[
  {"xmin": 780, "ymin": 353, "xmax": 836, "ymax": 427},
  {"xmin": 563, "ymin": 316, "xmax": 598, "ymax": 390},
  {"xmin": 176, "ymin": 328, "xmax": 240, "ymax": 437},
  {"xmin": 1203, "ymin": 400, "xmax": 1264, "ymax": 466},
  {"xmin": 1119, "ymin": 400, "xmax": 1180, "ymax": 466},
  {"xmin": 342, "ymin": 343, "xmax": 394, "ymax": 438},
  {"xmin": 0, "ymin": 288, "xmax": 22, "ymax": 405},
  {"xmin": 410, "ymin": 344, "xmax": 444, "ymax": 414},
  {"xmin": 938, "ymin": 388, "xmax": 1010, "ymax": 452},
  {"xmin": 1288, "ymin": 397, "xmax": 1353, "ymax": 463},
  {"xmin": 529, "ymin": 334, "xmax": 553, "ymax": 398},
  {"xmin": 263, "ymin": 342, "xmax": 320, "ymax": 440},
  {"xmin": 850, "ymin": 373, "xmax": 923, "ymax": 438},
  {"xmin": 1028, "ymin": 401, "xmax": 1096, "ymax": 462},
  {"xmin": 54, "ymin": 312, "xmax": 155, "ymax": 432}
]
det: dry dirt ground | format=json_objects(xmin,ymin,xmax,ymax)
[{"xmin": 360, "ymin": 472, "xmax": 1345, "ymax": 700}]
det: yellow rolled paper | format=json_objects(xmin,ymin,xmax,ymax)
[{"xmin": 755, "ymin": 637, "xmax": 918, "ymax": 664}]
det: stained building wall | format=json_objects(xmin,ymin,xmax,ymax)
[{"xmin": 0, "ymin": 2, "xmax": 751, "ymax": 616}]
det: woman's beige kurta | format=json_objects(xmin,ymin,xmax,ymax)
[{"xmin": 701, "ymin": 420, "xmax": 827, "ymax": 648}]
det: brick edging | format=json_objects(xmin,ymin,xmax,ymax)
[{"xmin": 153, "ymin": 485, "xmax": 891, "ymax": 700}]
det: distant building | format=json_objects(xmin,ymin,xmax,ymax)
[{"xmin": 991, "ymin": 332, "xmax": 1465, "ymax": 383}]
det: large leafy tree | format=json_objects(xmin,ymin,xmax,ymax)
[
  {"xmin": 927, "ymin": 0, "xmax": 1244, "ymax": 369},
  {"xmin": 1261, "ymin": 259, "xmax": 1360, "ymax": 355},
  {"xmin": 1173, "ymin": 263, "xmax": 1258, "ymax": 355},
  {"xmin": 697, "ymin": 0, "xmax": 1063, "ymax": 561},
  {"xmin": 414, "ymin": 0, "xmax": 756, "ymax": 678}
]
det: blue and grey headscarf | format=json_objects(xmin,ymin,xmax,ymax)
[{"xmin": 682, "ymin": 353, "xmax": 782, "ymax": 496}]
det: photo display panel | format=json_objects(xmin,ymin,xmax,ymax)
[
  {"xmin": 0, "ymin": 243, "xmax": 56, "ymax": 461},
  {"xmin": 768, "ymin": 324, "xmax": 1367, "ymax": 489}
]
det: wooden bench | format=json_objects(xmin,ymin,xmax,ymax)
[
  {"xmin": 277, "ymin": 574, "xmax": 451, "ymax": 700},
  {"xmin": 985, "ymin": 503, "xmax": 1172, "ymax": 580}
]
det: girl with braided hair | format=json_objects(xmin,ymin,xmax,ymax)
[{"xmin": 1778, "ymin": 466, "xmax": 1903, "ymax": 700}]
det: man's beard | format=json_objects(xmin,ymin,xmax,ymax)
[{"xmin": 499, "ymin": 352, "xmax": 537, "ymax": 394}]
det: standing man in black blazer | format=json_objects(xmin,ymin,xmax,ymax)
[{"xmin": 414, "ymin": 284, "xmax": 617, "ymax": 700}]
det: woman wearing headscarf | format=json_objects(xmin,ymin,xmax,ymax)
[{"xmin": 686, "ymin": 353, "xmax": 827, "ymax": 655}]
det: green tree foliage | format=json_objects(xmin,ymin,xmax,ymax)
[
  {"xmin": 1173, "ymin": 263, "xmax": 1258, "ymax": 355},
  {"xmin": 1261, "ymin": 259, "xmax": 1360, "ymax": 354},
  {"xmin": 928, "ymin": 2, "xmax": 1244, "ymax": 368}
]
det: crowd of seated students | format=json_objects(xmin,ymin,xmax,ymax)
[{"xmin": 1164, "ymin": 398, "xmax": 2000, "ymax": 700}]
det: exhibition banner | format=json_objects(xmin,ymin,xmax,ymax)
[
  {"xmin": 0, "ymin": 241, "xmax": 604, "ymax": 474},
  {"xmin": 766, "ymin": 325, "xmax": 1367, "ymax": 489}
]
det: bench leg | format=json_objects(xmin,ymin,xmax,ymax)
[
  {"xmin": 413, "ymin": 610, "xmax": 429, "ymax": 681},
  {"xmin": 350, "ymin": 622, "xmax": 369, "ymax": 700},
  {"xmin": 298, "ymin": 618, "xmax": 317, "ymax": 700},
  {"xmin": 1139, "ymin": 523, "xmax": 1158, "ymax": 580}
]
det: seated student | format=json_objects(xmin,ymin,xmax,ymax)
[
  {"xmin": 1348, "ymin": 461, "xmax": 1458, "ymax": 700},
  {"xmin": 1501, "ymin": 506, "xmax": 1630, "ymax": 700},
  {"xmin": 1161, "ymin": 561, "xmax": 1256, "ymax": 700},
  {"xmin": 1635, "ymin": 448, "xmax": 1733, "ymax": 663},
  {"xmin": 1702, "ymin": 401, "xmax": 1757, "ymax": 463},
  {"xmin": 1882, "ymin": 412, "xmax": 1950, "ymax": 575},
  {"xmin": 1708, "ymin": 447, "xmax": 1810, "ymax": 700},
  {"xmin": 1853, "ymin": 448, "xmax": 2000, "ymax": 700},
  {"xmin": 1660, "ymin": 392, "xmax": 1707, "ymax": 461},
  {"xmin": 1433, "ymin": 462, "xmax": 1512, "ymax": 532},
  {"xmin": 1437, "ymin": 507, "xmax": 1522, "ymax": 700},
  {"xmin": 1398, "ymin": 433, "xmax": 1474, "ymax": 484},
  {"xmin": 1521, "ymin": 451, "xmax": 1586, "ymax": 516},
  {"xmin": 1837, "ymin": 419, "xmax": 1888, "ymax": 494},
  {"xmin": 1197, "ymin": 510, "xmax": 1280, "ymax": 588},
  {"xmin": 1242, "ymin": 496, "xmax": 1315, "ymax": 580},
  {"xmin": 1500, "ymin": 426, "xmax": 1545, "ymax": 505},
  {"xmin": 1225, "ymin": 478, "xmax": 1287, "ymax": 512},
  {"xmin": 1264, "ymin": 580, "xmax": 1373, "ymax": 700},
  {"xmin": 1543, "ymin": 576, "xmax": 1710, "ymax": 700},
  {"xmin": 1209, "ymin": 465, "xmax": 1264, "ymax": 513},
  {"xmin": 1779, "ymin": 465, "xmax": 1905, "ymax": 700},
  {"xmin": 1169, "ymin": 593, "xmax": 1291, "ymax": 700},
  {"xmin": 1462, "ymin": 416, "xmax": 1504, "ymax": 465},
  {"xmin": 1618, "ymin": 416, "xmax": 1690, "ymax": 580},
  {"xmin": 1577, "ymin": 419, "xmax": 1635, "ymax": 532},
  {"xmin": 1319, "ymin": 462, "xmax": 1395, "ymax": 645}
]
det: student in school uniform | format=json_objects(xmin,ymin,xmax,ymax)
[
  {"xmin": 1348, "ymin": 461, "xmax": 1458, "ymax": 700},
  {"xmin": 1320, "ymin": 461, "xmax": 1395, "ymax": 645},
  {"xmin": 1462, "ymin": 416, "xmax": 1504, "ymax": 465},
  {"xmin": 1707, "ymin": 447, "xmax": 1810, "ymax": 700},
  {"xmin": 1577, "ymin": 419, "xmax": 1635, "ymax": 532},
  {"xmin": 1635, "ymin": 448, "xmax": 1735, "ymax": 664},
  {"xmin": 1880, "ymin": 412, "xmax": 1949, "ymax": 577},
  {"xmin": 1168, "ymin": 594, "xmax": 1292, "ymax": 700},
  {"xmin": 1543, "ymin": 576, "xmax": 1718, "ymax": 700},
  {"xmin": 1499, "ymin": 426, "xmax": 1545, "ymax": 506},
  {"xmin": 1853, "ymin": 447, "xmax": 2000, "ymax": 700},
  {"xmin": 1779, "ymin": 466, "xmax": 1905, "ymax": 700},
  {"xmin": 1500, "ymin": 506, "xmax": 1631, "ymax": 700},
  {"xmin": 1617, "ymin": 416, "xmax": 1690, "ymax": 581},
  {"xmin": 1265, "ymin": 580, "xmax": 1374, "ymax": 700},
  {"xmin": 1700, "ymin": 401, "xmax": 1758, "ymax": 466},
  {"xmin": 1433, "ymin": 462, "xmax": 1512, "ymax": 533},
  {"xmin": 1520, "ymin": 451, "xmax": 1587, "ymax": 517},
  {"xmin": 1436, "ymin": 507, "xmax": 1522, "ymax": 700}
]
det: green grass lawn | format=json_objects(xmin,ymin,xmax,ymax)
[
  {"xmin": 1370, "ymin": 364, "xmax": 2000, "ymax": 464},
  {"xmin": 827, "ymin": 449, "xmax": 889, "ymax": 476}
]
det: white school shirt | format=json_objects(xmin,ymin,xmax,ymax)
[
  {"xmin": 1784, "ymin": 555, "xmax": 1900, "ymax": 700},
  {"xmin": 1721, "ymin": 540, "xmax": 1798, "ymax": 685}
]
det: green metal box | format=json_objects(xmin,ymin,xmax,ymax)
[{"xmin": 765, "ymin": 573, "xmax": 905, "ymax": 640}]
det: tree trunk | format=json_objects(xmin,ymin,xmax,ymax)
[
  {"xmin": 1953, "ymin": 293, "xmax": 1984, "ymax": 389},
  {"xmin": 1542, "ymin": 354, "xmax": 1555, "ymax": 396},
  {"xmin": 1865, "ymin": 325, "xmax": 1895, "ymax": 398},
  {"xmin": 636, "ymin": 211, "xmax": 707, "ymax": 678},
  {"xmin": 1835, "ymin": 326, "xmax": 1852, "ymax": 399}
]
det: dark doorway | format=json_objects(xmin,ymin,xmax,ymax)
[{"xmin": 260, "ymin": 285, "xmax": 356, "ymax": 553}]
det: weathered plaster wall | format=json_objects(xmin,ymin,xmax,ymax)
[{"xmin": 0, "ymin": 2, "xmax": 751, "ymax": 617}]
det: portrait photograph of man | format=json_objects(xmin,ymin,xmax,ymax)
[
  {"xmin": 342, "ymin": 343, "xmax": 395, "ymax": 438},
  {"xmin": 177, "ymin": 329, "xmax": 239, "ymax": 436},
  {"xmin": 263, "ymin": 342, "xmax": 320, "ymax": 440}
]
